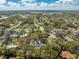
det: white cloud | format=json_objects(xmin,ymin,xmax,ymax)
[
  {"xmin": 21, "ymin": 0, "xmax": 35, "ymax": 2},
  {"xmin": 19, "ymin": 0, "xmax": 79, "ymax": 10},
  {"xmin": 21, "ymin": 2, "xmax": 51, "ymax": 10},
  {"xmin": 60, "ymin": 0, "xmax": 73, "ymax": 2},
  {"xmin": 8, "ymin": 2, "xmax": 20, "ymax": 8},
  {"xmin": 0, "ymin": 5, "xmax": 25, "ymax": 10},
  {"xmin": 0, "ymin": 0, "xmax": 79, "ymax": 10},
  {"xmin": 0, "ymin": 0, "xmax": 6, "ymax": 4},
  {"xmin": 55, "ymin": 0, "xmax": 74, "ymax": 5},
  {"xmin": 21, "ymin": 0, "xmax": 29, "ymax": 2}
]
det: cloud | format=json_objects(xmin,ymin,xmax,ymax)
[
  {"xmin": 59, "ymin": 0, "xmax": 73, "ymax": 2},
  {"xmin": 74, "ymin": 0, "xmax": 79, "ymax": 5},
  {"xmin": 0, "ymin": 4, "xmax": 25, "ymax": 10},
  {"xmin": 0, "ymin": 0, "xmax": 79, "ymax": 10},
  {"xmin": 19, "ymin": 1, "xmax": 77, "ymax": 10},
  {"xmin": 0, "ymin": 0, "xmax": 6, "ymax": 4},
  {"xmin": 18, "ymin": 0, "xmax": 79, "ymax": 10},
  {"xmin": 55, "ymin": 0, "xmax": 74, "ymax": 5},
  {"xmin": 21, "ymin": 1, "xmax": 52, "ymax": 10},
  {"xmin": 8, "ymin": 2, "xmax": 20, "ymax": 8},
  {"xmin": 21, "ymin": 0, "xmax": 35, "ymax": 3}
]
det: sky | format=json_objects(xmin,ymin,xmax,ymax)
[{"xmin": 0, "ymin": 0, "xmax": 79, "ymax": 10}]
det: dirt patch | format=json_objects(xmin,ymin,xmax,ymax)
[
  {"xmin": 9, "ymin": 57, "xmax": 16, "ymax": 59},
  {"xmin": 0, "ymin": 56, "xmax": 3, "ymax": 59}
]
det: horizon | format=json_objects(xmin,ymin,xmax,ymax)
[{"xmin": 0, "ymin": 10, "xmax": 79, "ymax": 11}]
